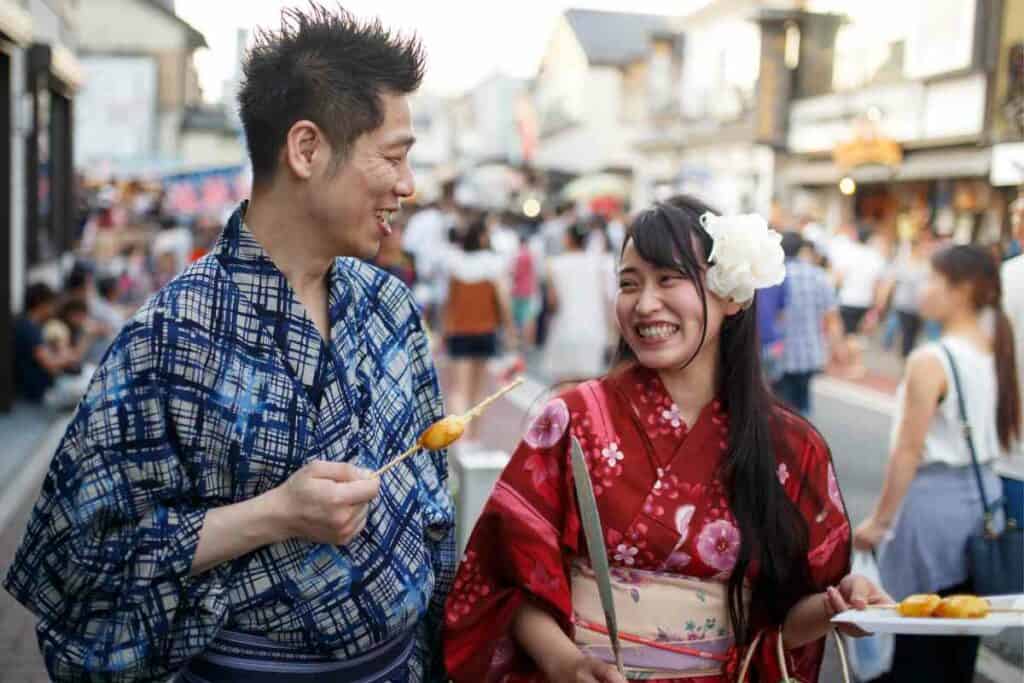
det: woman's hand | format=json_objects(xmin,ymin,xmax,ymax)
[
  {"xmin": 853, "ymin": 518, "xmax": 888, "ymax": 552},
  {"xmin": 552, "ymin": 653, "xmax": 627, "ymax": 683},
  {"xmin": 825, "ymin": 574, "xmax": 892, "ymax": 637}
]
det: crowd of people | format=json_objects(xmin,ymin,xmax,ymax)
[{"xmin": 12, "ymin": 179, "xmax": 226, "ymax": 408}]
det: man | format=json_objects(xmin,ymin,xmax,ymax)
[
  {"xmin": 5, "ymin": 6, "xmax": 454, "ymax": 682},
  {"xmin": 775, "ymin": 232, "xmax": 846, "ymax": 416},
  {"xmin": 13, "ymin": 283, "xmax": 96, "ymax": 408}
]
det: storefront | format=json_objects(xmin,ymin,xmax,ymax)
[
  {"xmin": 0, "ymin": 1, "xmax": 33, "ymax": 412},
  {"xmin": 780, "ymin": 70, "xmax": 1004, "ymax": 244},
  {"xmin": 783, "ymin": 144, "xmax": 1000, "ymax": 244},
  {"xmin": 25, "ymin": 42, "xmax": 80, "ymax": 268},
  {"xmin": 0, "ymin": 1, "xmax": 80, "ymax": 413}
]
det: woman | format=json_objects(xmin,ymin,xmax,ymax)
[
  {"xmin": 542, "ymin": 221, "xmax": 615, "ymax": 384},
  {"xmin": 443, "ymin": 216, "xmax": 512, "ymax": 443},
  {"xmin": 444, "ymin": 197, "xmax": 885, "ymax": 682},
  {"xmin": 854, "ymin": 245, "xmax": 1021, "ymax": 682}
]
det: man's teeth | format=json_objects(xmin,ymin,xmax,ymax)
[
  {"xmin": 376, "ymin": 210, "xmax": 394, "ymax": 224},
  {"xmin": 637, "ymin": 324, "xmax": 679, "ymax": 339}
]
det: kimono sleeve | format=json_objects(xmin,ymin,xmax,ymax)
[
  {"xmin": 2, "ymin": 314, "xmax": 232, "ymax": 682},
  {"xmin": 443, "ymin": 395, "xmax": 580, "ymax": 683},
  {"xmin": 745, "ymin": 420, "xmax": 852, "ymax": 682}
]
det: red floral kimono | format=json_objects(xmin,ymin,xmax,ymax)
[{"xmin": 443, "ymin": 365, "xmax": 851, "ymax": 682}]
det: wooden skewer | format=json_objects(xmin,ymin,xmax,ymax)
[
  {"xmin": 464, "ymin": 377, "xmax": 525, "ymax": 419},
  {"xmin": 374, "ymin": 377, "xmax": 525, "ymax": 477},
  {"xmin": 374, "ymin": 443, "xmax": 422, "ymax": 478},
  {"xmin": 869, "ymin": 603, "xmax": 1024, "ymax": 614}
]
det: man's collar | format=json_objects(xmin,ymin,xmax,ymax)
[{"xmin": 215, "ymin": 200, "xmax": 271, "ymax": 263}]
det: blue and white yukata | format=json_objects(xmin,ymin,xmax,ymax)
[{"xmin": 4, "ymin": 205, "xmax": 456, "ymax": 682}]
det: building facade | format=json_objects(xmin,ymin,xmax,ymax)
[
  {"xmin": 75, "ymin": 0, "xmax": 206, "ymax": 174},
  {"xmin": 633, "ymin": 0, "xmax": 780, "ymax": 215},
  {"xmin": 1, "ymin": 0, "xmax": 82, "ymax": 412},
  {"xmin": 778, "ymin": 0, "xmax": 1010, "ymax": 243},
  {"xmin": 533, "ymin": 9, "xmax": 670, "ymax": 177}
]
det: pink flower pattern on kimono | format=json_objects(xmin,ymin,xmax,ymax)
[
  {"xmin": 662, "ymin": 504, "xmax": 695, "ymax": 571},
  {"xmin": 777, "ymin": 463, "xmax": 790, "ymax": 486},
  {"xmin": 524, "ymin": 398, "xmax": 569, "ymax": 449},
  {"xmin": 614, "ymin": 543, "xmax": 639, "ymax": 566},
  {"xmin": 601, "ymin": 442, "xmax": 624, "ymax": 468},
  {"xmin": 447, "ymin": 550, "xmax": 494, "ymax": 623},
  {"xmin": 696, "ymin": 519, "xmax": 741, "ymax": 573}
]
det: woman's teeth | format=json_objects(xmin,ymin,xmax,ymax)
[
  {"xmin": 375, "ymin": 210, "xmax": 394, "ymax": 226},
  {"xmin": 637, "ymin": 324, "xmax": 679, "ymax": 339}
]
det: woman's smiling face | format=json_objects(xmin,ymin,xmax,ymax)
[{"xmin": 615, "ymin": 239, "xmax": 737, "ymax": 371}]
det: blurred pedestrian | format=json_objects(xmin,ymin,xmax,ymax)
[
  {"xmin": 774, "ymin": 232, "xmax": 846, "ymax": 416},
  {"xmin": 509, "ymin": 230, "xmax": 538, "ymax": 351},
  {"xmin": 403, "ymin": 200, "xmax": 449, "ymax": 325},
  {"xmin": 855, "ymin": 245, "xmax": 1021, "ymax": 683},
  {"xmin": 541, "ymin": 221, "xmax": 613, "ymax": 384},
  {"xmin": 13, "ymin": 283, "xmax": 96, "ymax": 408},
  {"xmin": 442, "ymin": 216, "xmax": 512, "ymax": 444},
  {"xmin": 755, "ymin": 273, "xmax": 786, "ymax": 386},
  {"xmin": 831, "ymin": 224, "xmax": 886, "ymax": 378}
]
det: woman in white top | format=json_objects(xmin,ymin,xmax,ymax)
[
  {"xmin": 854, "ymin": 244, "xmax": 1021, "ymax": 683},
  {"xmin": 541, "ymin": 221, "xmax": 614, "ymax": 384}
]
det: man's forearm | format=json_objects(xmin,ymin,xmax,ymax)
[{"xmin": 190, "ymin": 489, "xmax": 286, "ymax": 576}]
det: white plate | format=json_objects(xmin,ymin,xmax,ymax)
[{"xmin": 831, "ymin": 595, "xmax": 1024, "ymax": 636}]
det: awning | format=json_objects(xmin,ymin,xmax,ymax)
[
  {"xmin": 783, "ymin": 147, "xmax": 991, "ymax": 187},
  {"xmin": 0, "ymin": 1, "xmax": 31, "ymax": 46}
]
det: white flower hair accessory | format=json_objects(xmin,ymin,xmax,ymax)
[{"xmin": 699, "ymin": 212, "xmax": 786, "ymax": 306}]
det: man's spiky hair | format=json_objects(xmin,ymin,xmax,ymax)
[{"xmin": 238, "ymin": 2, "xmax": 425, "ymax": 182}]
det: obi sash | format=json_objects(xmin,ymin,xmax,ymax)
[
  {"xmin": 178, "ymin": 628, "xmax": 415, "ymax": 682},
  {"xmin": 571, "ymin": 560, "xmax": 748, "ymax": 680}
]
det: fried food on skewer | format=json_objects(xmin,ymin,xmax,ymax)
[
  {"xmin": 897, "ymin": 594, "xmax": 942, "ymax": 618},
  {"xmin": 374, "ymin": 377, "xmax": 525, "ymax": 477},
  {"xmin": 933, "ymin": 595, "xmax": 990, "ymax": 619},
  {"xmin": 883, "ymin": 594, "xmax": 994, "ymax": 619}
]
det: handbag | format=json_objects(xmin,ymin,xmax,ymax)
[
  {"xmin": 939, "ymin": 343, "xmax": 1024, "ymax": 595},
  {"xmin": 737, "ymin": 627, "xmax": 850, "ymax": 683}
]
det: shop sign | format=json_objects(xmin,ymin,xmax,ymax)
[{"xmin": 833, "ymin": 135, "xmax": 902, "ymax": 170}]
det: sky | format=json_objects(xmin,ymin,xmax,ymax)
[{"xmin": 174, "ymin": 0, "xmax": 708, "ymax": 102}]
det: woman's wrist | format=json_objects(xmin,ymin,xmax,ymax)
[{"xmin": 781, "ymin": 593, "xmax": 832, "ymax": 650}]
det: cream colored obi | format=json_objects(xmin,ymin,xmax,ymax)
[{"xmin": 571, "ymin": 560, "xmax": 749, "ymax": 680}]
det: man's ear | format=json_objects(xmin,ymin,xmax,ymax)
[{"xmin": 283, "ymin": 120, "xmax": 325, "ymax": 180}]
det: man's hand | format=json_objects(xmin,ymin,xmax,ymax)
[{"xmin": 269, "ymin": 461, "xmax": 380, "ymax": 546}]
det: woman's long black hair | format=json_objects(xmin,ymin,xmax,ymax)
[{"xmin": 613, "ymin": 195, "xmax": 819, "ymax": 646}]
